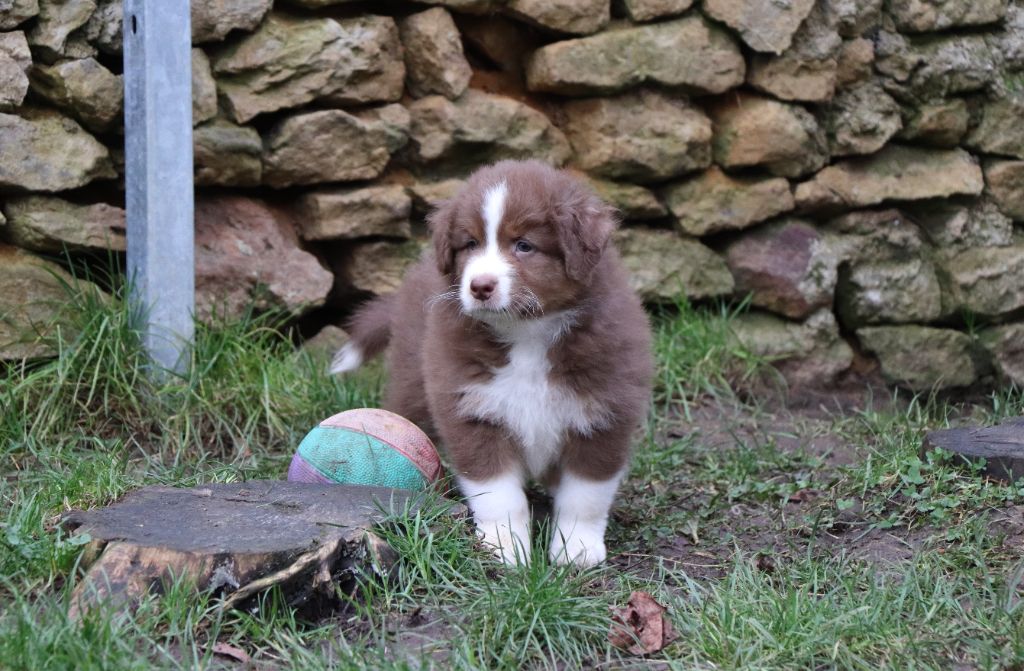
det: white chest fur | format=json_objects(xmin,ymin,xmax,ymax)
[{"xmin": 456, "ymin": 313, "xmax": 606, "ymax": 478}]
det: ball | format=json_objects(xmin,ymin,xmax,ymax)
[{"xmin": 287, "ymin": 408, "xmax": 442, "ymax": 490}]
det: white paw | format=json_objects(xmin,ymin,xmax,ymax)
[
  {"xmin": 476, "ymin": 518, "xmax": 531, "ymax": 565},
  {"xmin": 329, "ymin": 343, "xmax": 363, "ymax": 374},
  {"xmin": 549, "ymin": 521, "xmax": 606, "ymax": 567},
  {"xmin": 460, "ymin": 473, "xmax": 531, "ymax": 565}
]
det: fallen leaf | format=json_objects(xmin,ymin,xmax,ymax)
[
  {"xmin": 788, "ymin": 489, "xmax": 818, "ymax": 503},
  {"xmin": 608, "ymin": 591, "xmax": 677, "ymax": 655},
  {"xmin": 212, "ymin": 642, "xmax": 252, "ymax": 665},
  {"xmin": 754, "ymin": 552, "xmax": 776, "ymax": 573}
]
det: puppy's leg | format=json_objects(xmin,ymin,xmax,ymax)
[
  {"xmin": 550, "ymin": 426, "xmax": 633, "ymax": 567},
  {"xmin": 434, "ymin": 414, "xmax": 531, "ymax": 564},
  {"xmin": 549, "ymin": 469, "xmax": 624, "ymax": 567},
  {"xmin": 458, "ymin": 470, "xmax": 531, "ymax": 565}
]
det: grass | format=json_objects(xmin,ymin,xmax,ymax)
[
  {"xmin": 2, "ymin": 277, "xmax": 381, "ymax": 454},
  {"xmin": 664, "ymin": 551, "xmax": 1024, "ymax": 668},
  {"xmin": 1, "ymin": 278, "xmax": 1023, "ymax": 669},
  {"xmin": 651, "ymin": 295, "xmax": 764, "ymax": 413}
]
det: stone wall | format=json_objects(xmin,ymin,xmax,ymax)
[{"xmin": 1, "ymin": 0, "xmax": 1022, "ymax": 391}]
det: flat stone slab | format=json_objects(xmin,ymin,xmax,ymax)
[
  {"xmin": 62, "ymin": 481, "xmax": 424, "ymax": 616},
  {"xmin": 922, "ymin": 417, "xmax": 1024, "ymax": 482}
]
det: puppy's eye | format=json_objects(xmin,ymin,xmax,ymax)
[
  {"xmin": 514, "ymin": 240, "xmax": 534, "ymax": 254},
  {"xmin": 465, "ymin": 239, "xmax": 478, "ymax": 250}
]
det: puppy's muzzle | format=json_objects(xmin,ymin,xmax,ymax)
[{"xmin": 470, "ymin": 274, "xmax": 498, "ymax": 301}]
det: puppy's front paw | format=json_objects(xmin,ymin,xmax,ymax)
[
  {"xmin": 476, "ymin": 517, "xmax": 531, "ymax": 565},
  {"xmin": 459, "ymin": 473, "xmax": 532, "ymax": 565},
  {"xmin": 549, "ymin": 522, "xmax": 606, "ymax": 567}
]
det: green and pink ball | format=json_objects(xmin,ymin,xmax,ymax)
[{"xmin": 288, "ymin": 408, "xmax": 443, "ymax": 490}]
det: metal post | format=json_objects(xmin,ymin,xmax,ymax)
[{"xmin": 124, "ymin": 0, "xmax": 194, "ymax": 375}]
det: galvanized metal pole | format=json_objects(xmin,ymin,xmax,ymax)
[{"xmin": 124, "ymin": 0, "xmax": 194, "ymax": 375}]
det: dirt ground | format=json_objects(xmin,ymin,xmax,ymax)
[{"xmin": 610, "ymin": 378, "xmax": 1024, "ymax": 585}]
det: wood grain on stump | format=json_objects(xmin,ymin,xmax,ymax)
[
  {"xmin": 62, "ymin": 481, "xmax": 416, "ymax": 618},
  {"xmin": 922, "ymin": 417, "xmax": 1024, "ymax": 482}
]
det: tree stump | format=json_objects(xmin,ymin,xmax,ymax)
[
  {"xmin": 61, "ymin": 481, "xmax": 428, "ymax": 618},
  {"xmin": 922, "ymin": 417, "xmax": 1024, "ymax": 482}
]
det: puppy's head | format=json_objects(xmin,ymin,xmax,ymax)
[{"xmin": 429, "ymin": 160, "xmax": 617, "ymax": 319}]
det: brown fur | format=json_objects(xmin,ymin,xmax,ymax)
[
  {"xmin": 345, "ymin": 160, "xmax": 653, "ymax": 485},
  {"xmin": 342, "ymin": 293, "xmax": 394, "ymax": 361}
]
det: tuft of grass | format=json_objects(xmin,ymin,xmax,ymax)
[
  {"xmin": 0, "ymin": 571, "xmax": 223, "ymax": 671},
  {"xmin": 1, "ymin": 279, "xmax": 381, "ymax": 457},
  {"xmin": 651, "ymin": 297, "xmax": 766, "ymax": 412},
  {"xmin": 663, "ymin": 552, "xmax": 1024, "ymax": 669},
  {"xmin": 983, "ymin": 384, "xmax": 1024, "ymax": 422},
  {"xmin": 360, "ymin": 498, "xmax": 622, "ymax": 670},
  {"xmin": 455, "ymin": 552, "xmax": 611, "ymax": 670}
]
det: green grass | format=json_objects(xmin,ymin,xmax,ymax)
[
  {"xmin": 1, "ymin": 278, "xmax": 381, "ymax": 454},
  {"xmin": 1, "ymin": 281, "xmax": 1023, "ymax": 669},
  {"xmin": 651, "ymin": 296, "xmax": 765, "ymax": 412},
  {"xmin": 663, "ymin": 551, "xmax": 1024, "ymax": 669},
  {"xmin": 366, "ymin": 503, "xmax": 617, "ymax": 670},
  {"xmin": 821, "ymin": 394, "xmax": 1024, "ymax": 533}
]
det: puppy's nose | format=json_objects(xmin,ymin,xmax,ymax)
[{"xmin": 470, "ymin": 275, "xmax": 498, "ymax": 301}]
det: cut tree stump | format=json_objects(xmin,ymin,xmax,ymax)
[
  {"xmin": 61, "ymin": 481, "xmax": 432, "ymax": 618},
  {"xmin": 922, "ymin": 416, "xmax": 1024, "ymax": 482}
]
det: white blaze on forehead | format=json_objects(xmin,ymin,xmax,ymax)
[
  {"xmin": 461, "ymin": 180, "xmax": 514, "ymax": 312},
  {"xmin": 482, "ymin": 181, "xmax": 508, "ymax": 248}
]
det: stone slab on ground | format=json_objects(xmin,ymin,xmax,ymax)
[
  {"xmin": 62, "ymin": 481, "xmax": 430, "ymax": 616},
  {"xmin": 922, "ymin": 417, "xmax": 1024, "ymax": 483}
]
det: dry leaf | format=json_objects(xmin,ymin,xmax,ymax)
[
  {"xmin": 212, "ymin": 642, "xmax": 252, "ymax": 665},
  {"xmin": 754, "ymin": 552, "xmax": 776, "ymax": 574},
  {"xmin": 788, "ymin": 489, "xmax": 818, "ymax": 503},
  {"xmin": 608, "ymin": 591, "xmax": 677, "ymax": 655}
]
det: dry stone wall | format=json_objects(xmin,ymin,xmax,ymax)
[{"xmin": 1, "ymin": 0, "xmax": 1022, "ymax": 391}]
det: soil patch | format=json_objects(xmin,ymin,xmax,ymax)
[{"xmin": 613, "ymin": 388, "xmax": 1019, "ymax": 584}]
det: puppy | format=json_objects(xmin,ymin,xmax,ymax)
[{"xmin": 332, "ymin": 160, "xmax": 652, "ymax": 567}]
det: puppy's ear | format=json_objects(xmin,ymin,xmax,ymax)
[
  {"xmin": 557, "ymin": 196, "xmax": 618, "ymax": 282},
  {"xmin": 427, "ymin": 198, "xmax": 457, "ymax": 276}
]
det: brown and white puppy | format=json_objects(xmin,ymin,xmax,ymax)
[{"xmin": 331, "ymin": 160, "xmax": 652, "ymax": 567}]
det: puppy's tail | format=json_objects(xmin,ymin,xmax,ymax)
[{"xmin": 329, "ymin": 294, "xmax": 395, "ymax": 374}]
